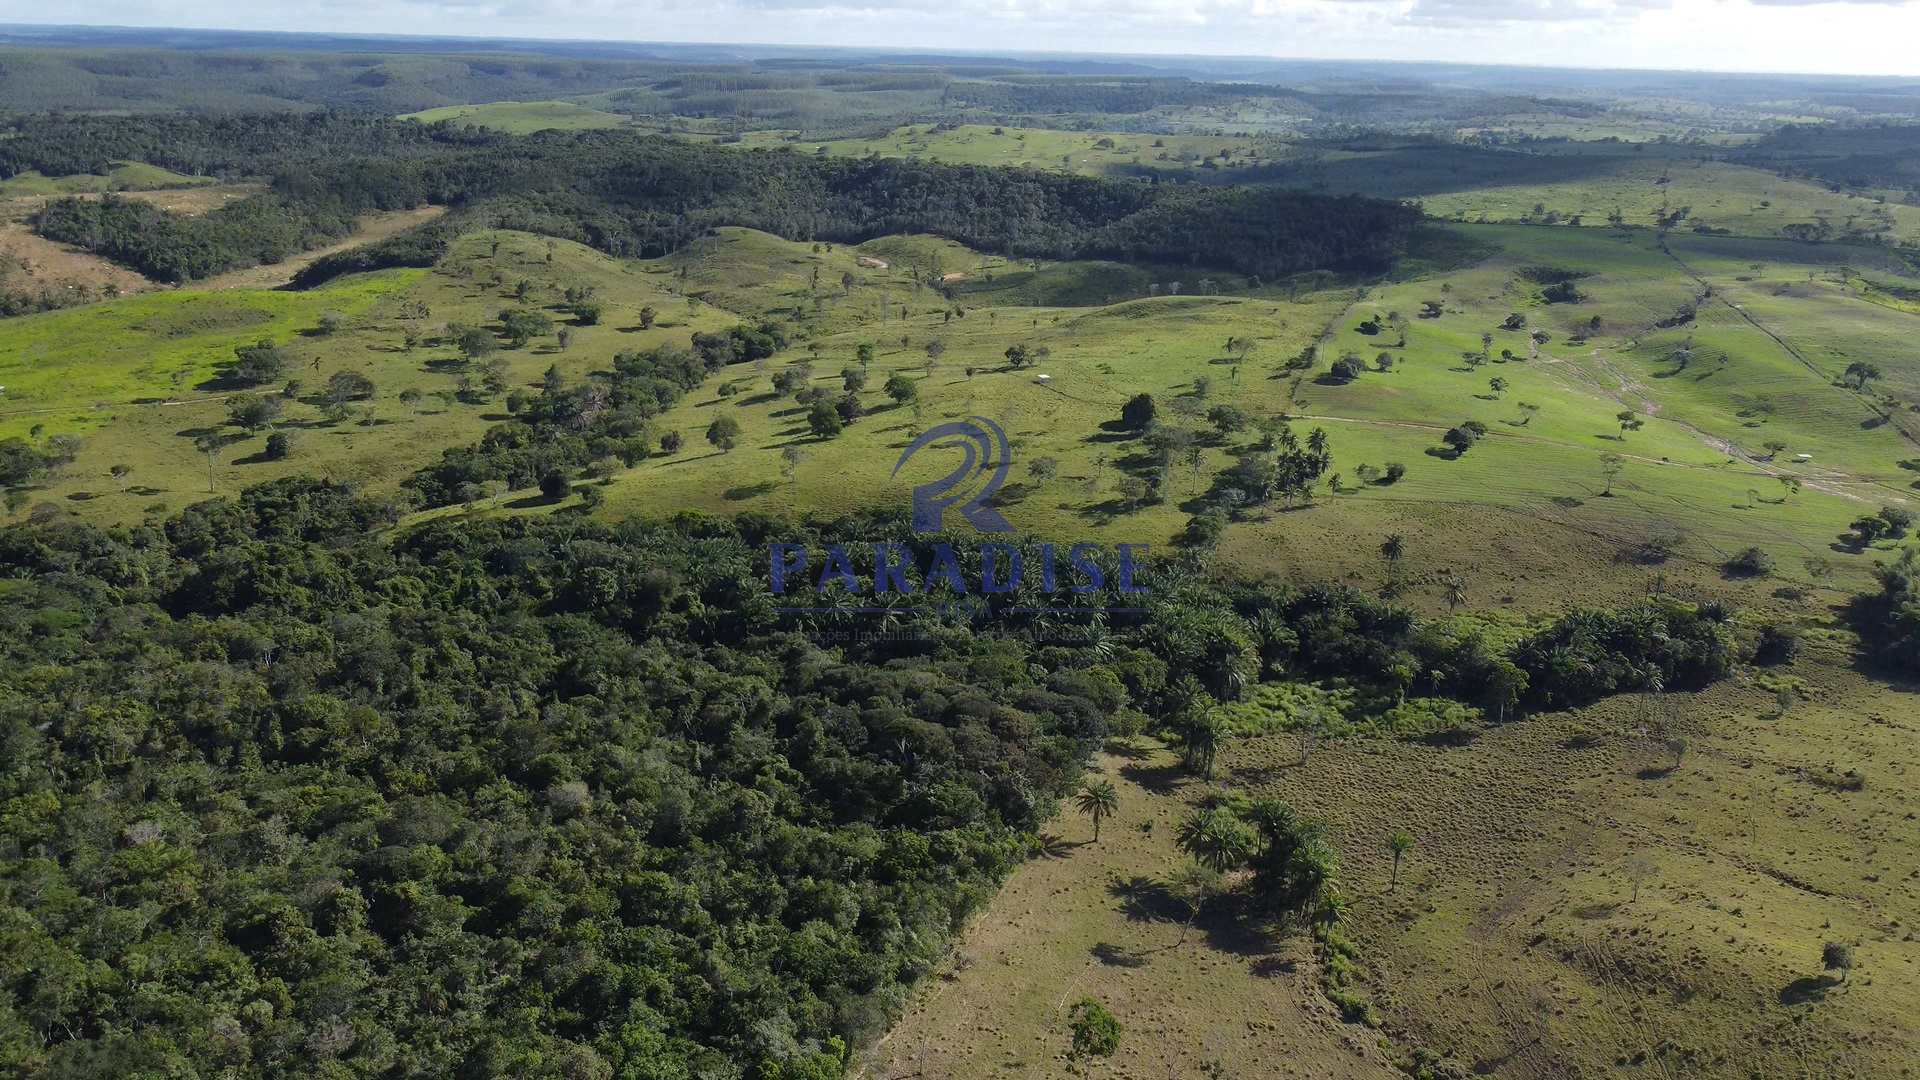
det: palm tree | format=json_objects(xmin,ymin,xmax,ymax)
[
  {"xmin": 1177, "ymin": 713, "xmax": 1221, "ymax": 779},
  {"xmin": 1387, "ymin": 830, "xmax": 1415, "ymax": 891},
  {"xmin": 1443, "ymin": 576, "xmax": 1467, "ymax": 613},
  {"xmin": 1075, "ymin": 779, "xmax": 1119, "ymax": 844},
  {"xmin": 1176, "ymin": 809, "xmax": 1253, "ymax": 874}
]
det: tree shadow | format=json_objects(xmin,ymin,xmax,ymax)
[
  {"xmin": 1119, "ymin": 760, "xmax": 1189, "ymax": 795},
  {"xmin": 724, "ymin": 481, "xmax": 778, "ymax": 501},
  {"xmin": 1107, "ymin": 875, "xmax": 1182, "ymax": 924},
  {"xmin": 1091, "ymin": 942, "xmax": 1151, "ymax": 968},
  {"xmin": 1778, "ymin": 975, "xmax": 1838, "ymax": 1005},
  {"xmin": 1035, "ymin": 833, "xmax": 1084, "ymax": 859}
]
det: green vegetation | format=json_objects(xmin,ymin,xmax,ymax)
[
  {"xmin": 400, "ymin": 100, "xmax": 633, "ymax": 133},
  {"xmin": 5, "ymin": 38, "xmax": 1920, "ymax": 1080}
]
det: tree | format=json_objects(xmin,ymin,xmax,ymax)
[
  {"xmin": 1624, "ymin": 854, "xmax": 1655, "ymax": 903},
  {"xmin": 1004, "ymin": 343, "xmax": 1031, "ymax": 369},
  {"xmin": 1616, "ymin": 410, "xmax": 1643, "ymax": 438},
  {"xmin": 1387, "ymin": 830, "xmax": 1415, "ymax": 891},
  {"xmin": 326, "ymin": 371, "xmax": 376, "ymax": 405},
  {"xmin": 841, "ymin": 366, "xmax": 867, "ymax": 394},
  {"xmin": 1600, "ymin": 452, "xmax": 1624, "ymax": 496},
  {"xmin": 226, "ymin": 393, "xmax": 283, "ymax": 432},
  {"xmin": 884, "ymin": 372, "xmax": 918, "ymax": 405},
  {"xmin": 500, "ymin": 308, "xmax": 554, "ymax": 347},
  {"xmin": 455, "ymin": 326, "xmax": 498, "ymax": 362},
  {"xmin": 264, "ymin": 432, "xmax": 291, "ymax": 460},
  {"xmin": 637, "ymin": 305, "xmax": 658, "ymax": 329},
  {"xmin": 555, "ymin": 327, "xmax": 572, "ymax": 351},
  {"xmin": 193, "ymin": 434, "xmax": 222, "ymax": 493},
  {"xmin": 109, "ymin": 464, "xmax": 132, "ymax": 491},
  {"xmin": 1380, "ymin": 533, "xmax": 1406, "ymax": 567},
  {"xmin": 230, "ymin": 339, "xmax": 288, "ymax": 386},
  {"xmin": 705, "ymin": 415, "xmax": 742, "ymax": 451},
  {"xmin": 1119, "ymin": 393, "xmax": 1156, "ymax": 431},
  {"xmin": 399, "ymin": 388, "xmax": 423, "ymax": 416},
  {"xmin": 924, "ymin": 339, "xmax": 946, "ymax": 368},
  {"xmin": 1074, "ymin": 780, "xmax": 1119, "ymax": 844},
  {"xmin": 1489, "ymin": 376, "xmax": 1508, "ymax": 397},
  {"xmin": 1665, "ymin": 736, "xmax": 1689, "ymax": 771},
  {"xmin": 1822, "ymin": 942, "xmax": 1854, "ymax": 983},
  {"xmin": 1176, "ymin": 808, "xmax": 1253, "ymax": 873},
  {"xmin": 855, "ymin": 342, "xmax": 875, "ymax": 368},
  {"xmin": 1443, "ymin": 576, "xmax": 1467, "ymax": 613},
  {"xmin": 539, "ymin": 469, "xmax": 572, "ymax": 502},
  {"xmin": 1844, "ymin": 361, "xmax": 1881, "ymax": 391},
  {"xmin": 1487, "ymin": 660, "xmax": 1528, "ymax": 723},
  {"xmin": 570, "ymin": 302, "xmax": 602, "ymax": 326},
  {"xmin": 1442, "ymin": 426, "xmax": 1477, "ymax": 455},
  {"xmin": 1067, "ymin": 999, "xmax": 1121, "ymax": 1062},
  {"xmin": 780, "ymin": 446, "xmax": 805, "ymax": 487},
  {"xmin": 807, "ymin": 400, "xmax": 844, "ymax": 439},
  {"xmin": 659, "ymin": 430, "xmax": 684, "ymax": 454}
]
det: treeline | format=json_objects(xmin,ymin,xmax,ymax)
[{"xmin": 14, "ymin": 114, "xmax": 1422, "ymax": 284}]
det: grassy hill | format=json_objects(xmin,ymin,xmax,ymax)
[{"xmin": 398, "ymin": 100, "xmax": 633, "ymax": 134}]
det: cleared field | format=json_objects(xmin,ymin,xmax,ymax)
[
  {"xmin": 780, "ymin": 123, "xmax": 1272, "ymax": 176},
  {"xmin": 865, "ymin": 743, "xmax": 1396, "ymax": 1079},
  {"xmin": 0, "ymin": 160, "xmax": 215, "ymax": 196},
  {"xmin": 1422, "ymin": 157, "xmax": 1920, "ymax": 245},
  {"xmin": 399, "ymin": 100, "xmax": 633, "ymax": 133}
]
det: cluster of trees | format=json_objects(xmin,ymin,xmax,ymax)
[
  {"xmin": 407, "ymin": 336, "xmax": 731, "ymax": 506},
  {"xmin": 33, "ymin": 193, "xmax": 359, "ymax": 283},
  {"xmin": 16, "ymin": 114, "xmax": 1422, "ymax": 288},
  {"xmin": 1853, "ymin": 545, "xmax": 1920, "ymax": 672}
]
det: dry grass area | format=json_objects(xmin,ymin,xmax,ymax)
[
  {"xmin": 1212, "ymin": 623, "xmax": 1918, "ymax": 1078},
  {"xmin": 0, "ymin": 196, "xmax": 154, "ymax": 299},
  {"xmin": 864, "ymin": 744, "xmax": 1398, "ymax": 1080},
  {"xmin": 867, "ymin": 623, "xmax": 1917, "ymax": 1079}
]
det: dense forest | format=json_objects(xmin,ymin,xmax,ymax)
[{"xmin": 11, "ymin": 114, "xmax": 1422, "ymax": 285}]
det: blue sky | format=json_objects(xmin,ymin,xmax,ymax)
[{"xmin": 4, "ymin": 1, "xmax": 1918, "ymax": 77}]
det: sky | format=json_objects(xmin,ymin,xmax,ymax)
[{"xmin": 4, "ymin": 1, "xmax": 1920, "ymax": 78}]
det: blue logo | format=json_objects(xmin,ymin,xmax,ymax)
[{"xmin": 892, "ymin": 416, "xmax": 1012, "ymax": 533}]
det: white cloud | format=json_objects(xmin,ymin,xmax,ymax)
[{"xmin": 1, "ymin": 0, "xmax": 1917, "ymax": 74}]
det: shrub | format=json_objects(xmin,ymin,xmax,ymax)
[{"xmin": 1726, "ymin": 547, "xmax": 1774, "ymax": 577}]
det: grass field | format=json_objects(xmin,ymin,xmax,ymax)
[
  {"xmin": 399, "ymin": 100, "xmax": 634, "ymax": 133},
  {"xmin": 873, "ymin": 634, "xmax": 1919, "ymax": 1078},
  {"xmin": 0, "ymin": 161, "xmax": 215, "ymax": 196},
  {"xmin": 2, "ymin": 229, "xmax": 737, "ymax": 521},
  {"xmin": 740, "ymin": 123, "xmax": 1271, "ymax": 177}
]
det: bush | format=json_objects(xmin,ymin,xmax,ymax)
[
  {"xmin": 1752, "ymin": 622, "xmax": 1800, "ymax": 666},
  {"xmin": 1726, "ymin": 547, "xmax": 1774, "ymax": 577}
]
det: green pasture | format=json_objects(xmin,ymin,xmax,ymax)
[
  {"xmin": 0, "ymin": 161, "xmax": 214, "ymax": 196},
  {"xmin": 398, "ymin": 100, "xmax": 633, "ymax": 133}
]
